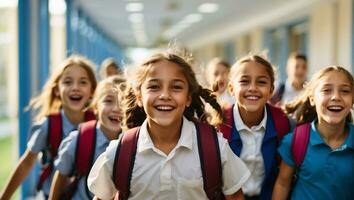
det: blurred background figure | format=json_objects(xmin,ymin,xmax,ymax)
[
  {"xmin": 99, "ymin": 58, "xmax": 123, "ymax": 80},
  {"xmin": 271, "ymin": 52, "xmax": 308, "ymax": 106},
  {"xmin": 205, "ymin": 57, "xmax": 235, "ymax": 107}
]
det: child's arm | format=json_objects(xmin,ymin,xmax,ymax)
[
  {"xmin": 272, "ymin": 160, "xmax": 295, "ymax": 200},
  {"xmin": 48, "ymin": 171, "xmax": 69, "ymax": 200},
  {"xmin": 225, "ymin": 189, "xmax": 245, "ymax": 200},
  {"xmin": 0, "ymin": 150, "xmax": 38, "ymax": 200}
]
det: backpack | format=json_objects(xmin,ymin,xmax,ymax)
[
  {"xmin": 112, "ymin": 122, "xmax": 224, "ymax": 200},
  {"xmin": 37, "ymin": 111, "xmax": 96, "ymax": 190},
  {"xmin": 291, "ymin": 123, "xmax": 311, "ymax": 167},
  {"xmin": 59, "ymin": 120, "xmax": 97, "ymax": 200},
  {"xmin": 270, "ymin": 83, "xmax": 285, "ymax": 105},
  {"xmin": 219, "ymin": 103, "xmax": 290, "ymax": 143}
]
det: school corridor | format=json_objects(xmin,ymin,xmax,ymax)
[{"xmin": 0, "ymin": 0, "xmax": 353, "ymax": 199}]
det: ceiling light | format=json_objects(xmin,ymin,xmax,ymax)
[
  {"xmin": 183, "ymin": 14, "xmax": 203, "ymax": 23},
  {"xmin": 126, "ymin": 2, "xmax": 143, "ymax": 12},
  {"xmin": 198, "ymin": 3, "xmax": 219, "ymax": 13},
  {"xmin": 49, "ymin": 0, "xmax": 66, "ymax": 15},
  {"xmin": 129, "ymin": 13, "xmax": 144, "ymax": 23},
  {"xmin": 0, "ymin": 0, "xmax": 17, "ymax": 8}
]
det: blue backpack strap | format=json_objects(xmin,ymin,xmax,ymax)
[
  {"xmin": 37, "ymin": 112, "xmax": 62, "ymax": 190},
  {"xmin": 291, "ymin": 123, "xmax": 311, "ymax": 167},
  {"xmin": 113, "ymin": 127, "xmax": 140, "ymax": 200},
  {"xmin": 267, "ymin": 103, "xmax": 290, "ymax": 141},
  {"xmin": 196, "ymin": 122, "xmax": 224, "ymax": 200}
]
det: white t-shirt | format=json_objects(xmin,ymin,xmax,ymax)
[
  {"xmin": 281, "ymin": 80, "xmax": 303, "ymax": 104},
  {"xmin": 88, "ymin": 117, "xmax": 250, "ymax": 200},
  {"xmin": 233, "ymin": 104, "xmax": 267, "ymax": 196}
]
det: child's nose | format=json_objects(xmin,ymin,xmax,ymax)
[
  {"xmin": 248, "ymin": 82, "xmax": 257, "ymax": 91},
  {"xmin": 331, "ymin": 90, "xmax": 341, "ymax": 100},
  {"xmin": 159, "ymin": 90, "xmax": 171, "ymax": 100}
]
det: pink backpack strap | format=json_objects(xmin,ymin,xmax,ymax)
[
  {"xmin": 196, "ymin": 122, "xmax": 224, "ymax": 200},
  {"xmin": 267, "ymin": 103, "xmax": 290, "ymax": 141},
  {"xmin": 37, "ymin": 113, "xmax": 62, "ymax": 190},
  {"xmin": 291, "ymin": 123, "xmax": 311, "ymax": 167},
  {"xmin": 113, "ymin": 127, "xmax": 140, "ymax": 200},
  {"xmin": 75, "ymin": 120, "xmax": 97, "ymax": 175},
  {"xmin": 219, "ymin": 104, "xmax": 234, "ymax": 141}
]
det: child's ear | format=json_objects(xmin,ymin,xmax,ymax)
[
  {"xmin": 54, "ymin": 86, "xmax": 60, "ymax": 97},
  {"xmin": 136, "ymin": 95, "xmax": 143, "ymax": 107},
  {"xmin": 309, "ymin": 95, "xmax": 315, "ymax": 106},
  {"xmin": 228, "ymin": 83, "xmax": 234, "ymax": 95},
  {"xmin": 186, "ymin": 95, "xmax": 192, "ymax": 107}
]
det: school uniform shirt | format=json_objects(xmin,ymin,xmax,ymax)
[
  {"xmin": 54, "ymin": 123, "xmax": 111, "ymax": 200},
  {"xmin": 278, "ymin": 121, "xmax": 354, "ymax": 200},
  {"xmin": 233, "ymin": 104, "xmax": 267, "ymax": 196},
  {"xmin": 280, "ymin": 80, "xmax": 303, "ymax": 105},
  {"xmin": 217, "ymin": 90, "xmax": 235, "ymax": 106},
  {"xmin": 27, "ymin": 109, "xmax": 76, "ymax": 195},
  {"xmin": 88, "ymin": 117, "xmax": 251, "ymax": 200}
]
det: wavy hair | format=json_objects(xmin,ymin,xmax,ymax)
[
  {"xmin": 285, "ymin": 66, "xmax": 353, "ymax": 124},
  {"xmin": 123, "ymin": 52, "xmax": 223, "ymax": 129},
  {"xmin": 28, "ymin": 55, "xmax": 97, "ymax": 121}
]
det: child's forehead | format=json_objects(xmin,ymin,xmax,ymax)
[
  {"xmin": 62, "ymin": 64, "xmax": 89, "ymax": 75},
  {"xmin": 236, "ymin": 61, "xmax": 269, "ymax": 74},
  {"xmin": 317, "ymin": 71, "xmax": 353, "ymax": 86}
]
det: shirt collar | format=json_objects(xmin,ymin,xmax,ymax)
[
  {"xmin": 233, "ymin": 104, "xmax": 267, "ymax": 132},
  {"xmin": 96, "ymin": 123, "xmax": 112, "ymax": 146},
  {"xmin": 137, "ymin": 116, "xmax": 194, "ymax": 153},
  {"xmin": 310, "ymin": 121, "xmax": 354, "ymax": 149}
]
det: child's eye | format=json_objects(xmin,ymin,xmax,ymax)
[
  {"xmin": 341, "ymin": 89, "xmax": 351, "ymax": 93},
  {"xmin": 239, "ymin": 79, "xmax": 248, "ymax": 84},
  {"xmin": 63, "ymin": 80, "xmax": 72, "ymax": 85},
  {"xmin": 104, "ymin": 98, "xmax": 113, "ymax": 103},
  {"xmin": 258, "ymin": 80, "xmax": 267, "ymax": 84},
  {"xmin": 172, "ymin": 85, "xmax": 183, "ymax": 90},
  {"xmin": 80, "ymin": 80, "xmax": 88, "ymax": 85},
  {"xmin": 147, "ymin": 85, "xmax": 159, "ymax": 90},
  {"xmin": 321, "ymin": 88, "xmax": 331, "ymax": 93}
]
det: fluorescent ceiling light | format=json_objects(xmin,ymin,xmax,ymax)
[
  {"xmin": 0, "ymin": 0, "xmax": 17, "ymax": 8},
  {"xmin": 126, "ymin": 2, "xmax": 144, "ymax": 12},
  {"xmin": 198, "ymin": 3, "xmax": 219, "ymax": 13},
  {"xmin": 183, "ymin": 14, "xmax": 203, "ymax": 23},
  {"xmin": 129, "ymin": 13, "xmax": 144, "ymax": 23},
  {"xmin": 49, "ymin": 0, "xmax": 66, "ymax": 15}
]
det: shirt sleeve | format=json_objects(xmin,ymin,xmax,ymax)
[
  {"xmin": 277, "ymin": 132, "xmax": 295, "ymax": 167},
  {"xmin": 88, "ymin": 139, "xmax": 119, "ymax": 200},
  {"xmin": 217, "ymin": 132, "xmax": 251, "ymax": 195},
  {"xmin": 27, "ymin": 118, "xmax": 49, "ymax": 153},
  {"xmin": 54, "ymin": 130, "xmax": 79, "ymax": 175}
]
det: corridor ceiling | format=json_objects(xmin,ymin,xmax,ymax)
[{"xmin": 76, "ymin": 0, "xmax": 315, "ymax": 48}]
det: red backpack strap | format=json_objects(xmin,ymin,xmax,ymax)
[
  {"xmin": 196, "ymin": 122, "xmax": 224, "ymax": 200},
  {"xmin": 37, "ymin": 113, "xmax": 63, "ymax": 190},
  {"xmin": 75, "ymin": 120, "xmax": 97, "ymax": 176},
  {"xmin": 219, "ymin": 104, "xmax": 234, "ymax": 141},
  {"xmin": 113, "ymin": 127, "xmax": 140, "ymax": 200},
  {"xmin": 267, "ymin": 103, "xmax": 290, "ymax": 141},
  {"xmin": 291, "ymin": 123, "xmax": 311, "ymax": 167},
  {"xmin": 84, "ymin": 110, "xmax": 96, "ymax": 121}
]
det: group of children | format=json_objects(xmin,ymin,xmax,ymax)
[{"xmin": 0, "ymin": 49, "xmax": 353, "ymax": 200}]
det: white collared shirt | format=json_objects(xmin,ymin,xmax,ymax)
[
  {"xmin": 88, "ymin": 117, "xmax": 250, "ymax": 200},
  {"xmin": 233, "ymin": 104, "xmax": 267, "ymax": 196}
]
